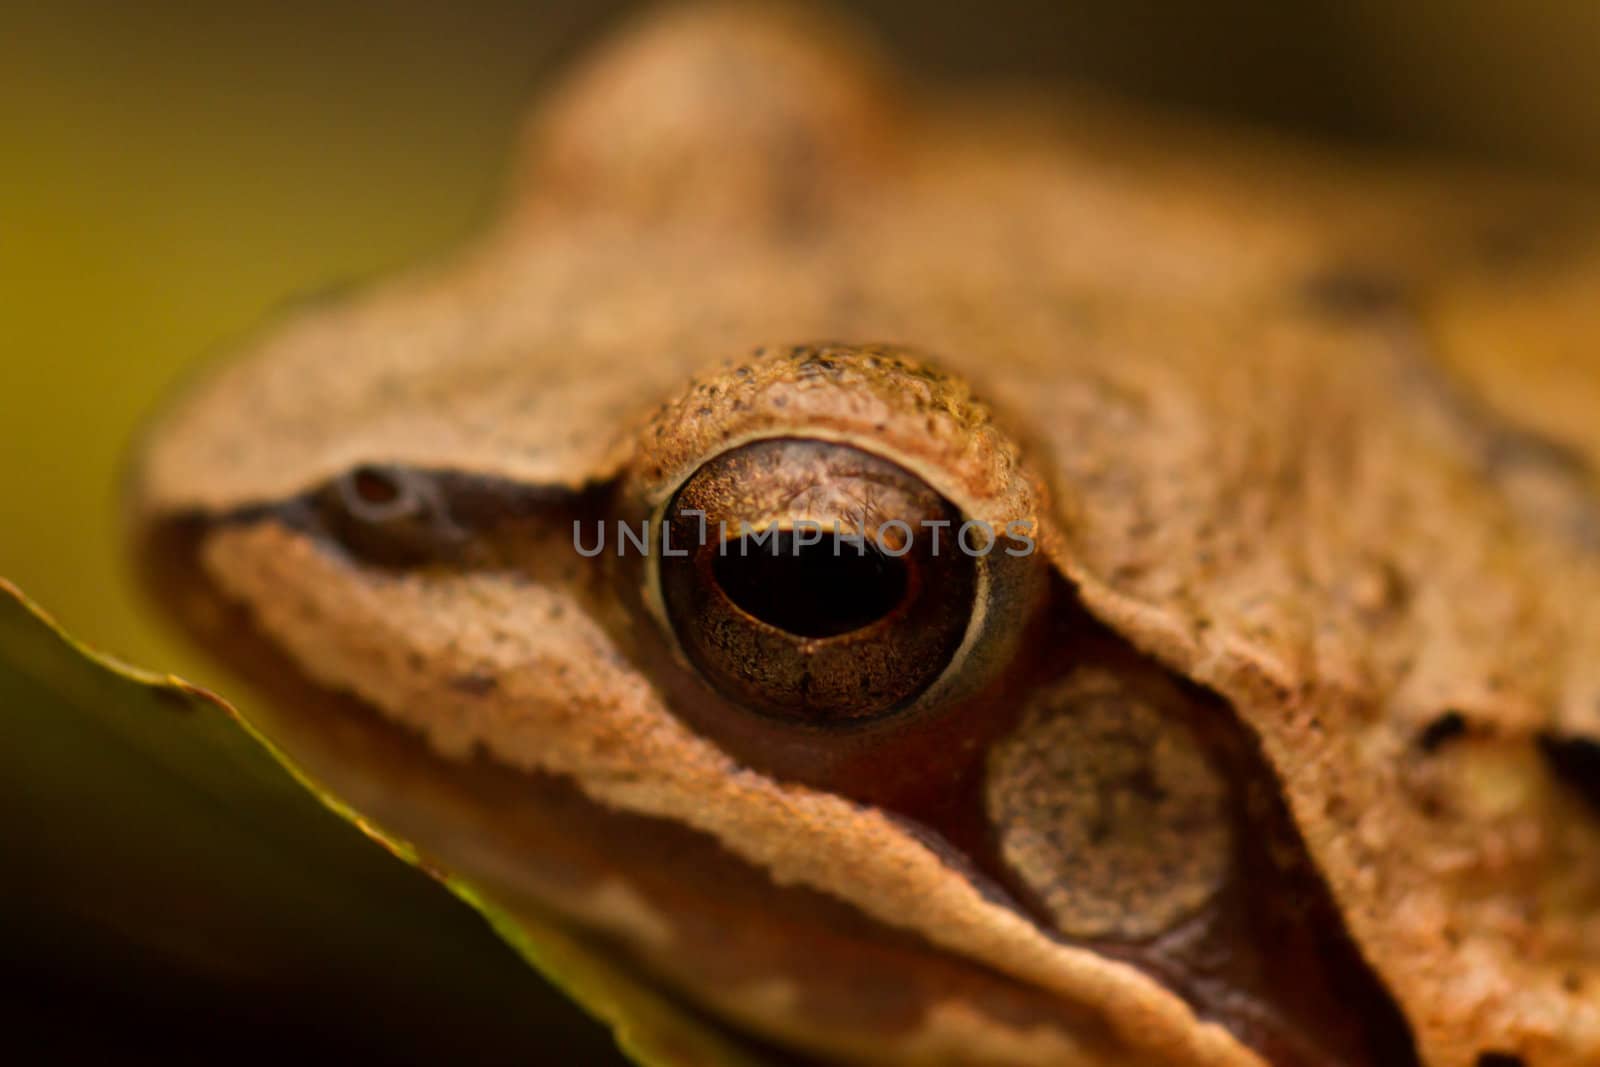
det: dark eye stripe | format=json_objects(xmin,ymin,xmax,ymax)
[{"xmin": 243, "ymin": 466, "xmax": 598, "ymax": 570}]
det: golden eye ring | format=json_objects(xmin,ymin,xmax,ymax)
[{"xmin": 653, "ymin": 437, "xmax": 980, "ymax": 726}]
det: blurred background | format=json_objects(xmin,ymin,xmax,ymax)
[{"xmin": 4, "ymin": 0, "xmax": 1600, "ymax": 1061}]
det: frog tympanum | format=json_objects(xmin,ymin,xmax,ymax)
[{"xmin": 128, "ymin": 4, "xmax": 1600, "ymax": 1065}]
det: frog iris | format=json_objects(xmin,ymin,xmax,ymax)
[{"xmin": 657, "ymin": 437, "xmax": 977, "ymax": 726}]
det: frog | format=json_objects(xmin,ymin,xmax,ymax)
[{"xmin": 126, "ymin": 3, "xmax": 1600, "ymax": 1065}]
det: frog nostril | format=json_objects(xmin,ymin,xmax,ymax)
[
  {"xmin": 339, "ymin": 465, "xmax": 421, "ymax": 523},
  {"xmin": 1416, "ymin": 710, "xmax": 1470, "ymax": 753},
  {"xmin": 712, "ymin": 532, "xmax": 910, "ymax": 638},
  {"xmin": 1537, "ymin": 732, "xmax": 1600, "ymax": 815},
  {"xmin": 315, "ymin": 465, "xmax": 466, "ymax": 567}
]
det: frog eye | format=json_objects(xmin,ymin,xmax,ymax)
[{"xmin": 656, "ymin": 438, "xmax": 978, "ymax": 726}]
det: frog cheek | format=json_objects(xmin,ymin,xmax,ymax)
[{"xmin": 142, "ymin": 514, "xmax": 1192, "ymax": 1067}]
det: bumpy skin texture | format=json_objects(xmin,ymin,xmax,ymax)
[{"xmin": 131, "ymin": 4, "xmax": 1600, "ymax": 1065}]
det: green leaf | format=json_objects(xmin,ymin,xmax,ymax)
[{"xmin": 0, "ymin": 578, "xmax": 766, "ymax": 1065}]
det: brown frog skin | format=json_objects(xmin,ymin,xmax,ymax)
[{"xmin": 127, "ymin": 4, "xmax": 1600, "ymax": 1065}]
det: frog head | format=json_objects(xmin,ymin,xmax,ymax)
[{"xmin": 129, "ymin": 5, "xmax": 1600, "ymax": 1065}]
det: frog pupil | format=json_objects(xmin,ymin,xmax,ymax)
[{"xmin": 712, "ymin": 532, "xmax": 908, "ymax": 638}]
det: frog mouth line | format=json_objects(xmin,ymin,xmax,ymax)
[{"xmin": 135, "ymin": 498, "xmax": 1423, "ymax": 1067}]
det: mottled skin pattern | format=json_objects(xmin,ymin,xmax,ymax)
[
  {"xmin": 129, "ymin": 3, "xmax": 1600, "ymax": 1065},
  {"xmin": 985, "ymin": 670, "xmax": 1233, "ymax": 943}
]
